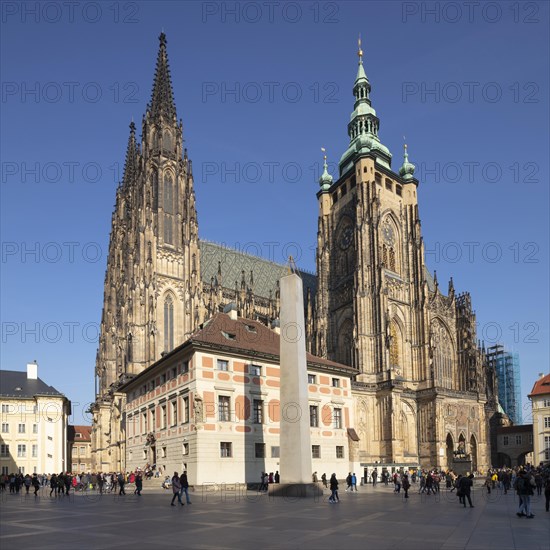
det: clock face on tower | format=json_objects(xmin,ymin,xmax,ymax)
[{"xmin": 339, "ymin": 225, "xmax": 353, "ymax": 250}]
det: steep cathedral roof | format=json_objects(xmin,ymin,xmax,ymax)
[{"xmin": 199, "ymin": 240, "xmax": 317, "ymax": 300}]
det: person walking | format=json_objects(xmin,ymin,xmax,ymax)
[
  {"xmin": 31, "ymin": 474, "xmax": 40, "ymax": 496},
  {"xmin": 345, "ymin": 472, "xmax": 352, "ymax": 492},
  {"xmin": 179, "ymin": 471, "xmax": 191, "ymax": 504},
  {"xmin": 515, "ymin": 470, "xmax": 535, "ymax": 518},
  {"xmin": 117, "ymin": 472, "xmax": 126, "ymax": 495},
  {"xmin": 371, "ymin": 469, "xmax": 378, "ymax": 486},
  {"xmin": 170, "ymin": 472, "xmax": 184, "ymax": 506},
  {"xmin": 351, "ymin": 473, "xmax": 358, "ymax": 492},
  {"xmin": 458, "ymin": 474, "xmax": 474, "ymax": 508},
  {"xmin": 49, "ymin": 474, "xmax": 57, "ymax": 497},
  {"xmin": 544, "ymin": 475, "xmax": 550, "ymax": 512},
  {"xmin": 135, "ymin": 472, "xmax": 143, "ymax": 496},
  {"xmin": 402, "ymin": 474, "xmax": 410, "ymax": 499},
  {"xmin": 321, "ymin": 473, "xmax": 328, "ymax": 488},
  {"xmin": 329, "ymin": 473, "xmax": 339, "ymax": 503}
]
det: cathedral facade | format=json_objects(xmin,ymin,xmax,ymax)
[{"xmin": 91, "ymin": 34, "xmax": 498, "ymax": 474}]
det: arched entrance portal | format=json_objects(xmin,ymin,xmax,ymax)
[
  {"xmin": 446, "ymin": 433, "xmax": 454, "ymax": 469},
  {"xmin": 470, "ymin": 435, "xmax": 477, "ymax": 472}
]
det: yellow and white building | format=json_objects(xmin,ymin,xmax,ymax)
[
  {"xmin": 0, "ymin": 362, "xmax": 71, "ymax": 475},
  {"xmin": 528, "ymin": 373, "xmax": 550, "ymax": 466}
]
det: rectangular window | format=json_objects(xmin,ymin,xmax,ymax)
[
  {"xmin": 182, "ymin": 443, "xmax": 189, "ymax": 456},
  {"xmin": 161, "ymin": 373, "xmax": 166, "ymax": 384},
  {"xmin": 1, "ymin": 423, "xmax": 8, "ymax": 433},
  {"xmin": 33, "ymin": 424, "xmax": 38, "ymax": 434},
  {"xmin": 32, "ymin": 444, "xmax": 38, "ymax": 458},
  {"xmin": 18, "ymin": 423, "xmax": 25, "ymax": 434},
  {"xmin": 308, "ymin": 374, "xmax": 316, "ymax": 384},
  {"xmin": 515, "ymin": 435, "xmax": 522, "ymax": 445},
  {"xmin": 255, "ymin": 443, "xmax": 265, "ymax": 458},
  {"xmin": 218, "ymin": 396, "xmax": 230, "ymax": 422},
  {"xmin": 0, "ymin": 444, "xmax": 9, "ymax": 457},
  {"xmin": 310, "ymin": 405, "xmax": 319, "ymax": 428},
  {"xmin": 271, "ymin": 446, "xmax": 280, "ymax": 458},
  {"xmin": 171, "ymin": 367, "xmax": 177, "ymax": 379},
  {"xmin": 545, "ymin": 436, "xmax": 550, "ymax": 460},
  {"xmin": 253, "ymin": 400, "xmax": 263, "ymax": 424},
  {"xmin": 1, "ymin": 466, "xmax": 8, "ymax": 475},
  {"xmin": 182, "ymin": 361, "xmax": 189, "ymax": 374},
  {"xmin": 217, "ymin": 359, "xmax": 229, "ymax": 371},
  {"xmin": 249, "ymin": 364, "xmax": 261, "ymax": 376},
  {"xmin": 1, "ymin": 404, "xmax": 10, "ymax": 413},
  {"xmin": 18, "ymin": 467, "xmax": 25, "ymax": 474},
  {"xmin": 72, "ymin": 463, "xmax": 78, "ymax": 471},
  {"xmin": 503, "ymin": 435, "xmax": 509, "ymax": 446},
  {"xmin": 312, "ymin": 445, "xmax": 321, "ymax": 459},
  {"xmin": 171, "ymin": 401, "xmax": 177, "ymax": 426},
  {"xmin": 333, "ymin": 408, "xmax": 342, "ymax": 429},
  {"xmin": 161, "ymin": 405, "xmax": 167, "ymax": 429},
  {"xmin": 79, "ymin": 446, "xmax": 85, "ymax": 455},
  {"xmin": 17, "ymin": 444, "xmax": 26, "ymax": 458},
  {"xmin": 182, "ymin": 396, "xmax": 189, "ymax": 424},
  {"xmin": 336, "ymin": 446, "xmax": 344, "ymax": 459},
  {"xmin": 220, "ymin": 442, "xmax": 232, "ymax": 458},
  {"xmin": 332, "ymin": 378, "xmax": 340, "ymax": 388},
  {"xmin": 142, "ymin": 412, "xmax": 148, "ymax": 434},
  {"xmin": 544, "ymin": 416, "xmax": 550, "ymax": 428},
  {"xmin": 161, "ymin": 446, "xmax": 167, "ymax": 458},
  {"xmin": 150, "ymin": 409, "xmax": 156, "ymax": 431}
]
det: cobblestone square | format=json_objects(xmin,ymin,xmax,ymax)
[{"xmin": 1, "ymin": 482, "xmax": 548, "ymax": 550}]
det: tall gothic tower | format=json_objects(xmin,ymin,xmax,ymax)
[
  {"xmin": 314, "ymin": 40, "xmax": 492, "ymax": 468},
  {"xmin": 92, "ymin": 34, "xmax": 203, "ymax": 469}
]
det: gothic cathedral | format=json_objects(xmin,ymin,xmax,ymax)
[{"xmin": 91, "ymin": 34, "xmax": 498, "ymax": 472}]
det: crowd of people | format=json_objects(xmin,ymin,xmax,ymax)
[
  {"xmin": 0, "ymin": 470, "xmax": 145, "ymax": 496},
  {"xmin": 2, "ymin": 463, "xmax": 549, "ymax": 517}
]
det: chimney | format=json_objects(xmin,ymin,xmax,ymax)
[
  {"xmin": 27, "ymin": 361, "xmax": 38, "ymax": 380},
  {"xmin": 223, "ymin": 302, "xmax": 238, "ymax": 321},
  {"xmin": 271, "ymin": 319, "xmax": 281, "ymax": 335}
]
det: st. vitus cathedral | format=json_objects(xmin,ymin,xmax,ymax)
[{"xmin": 91, "ymin": 34, "xmax": 500, "ymax": 472}]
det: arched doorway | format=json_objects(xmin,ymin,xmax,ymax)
[
  {"xmin": 470, "ymin": 435, "xmax": 478, "ymax": 471},
  {"xmin": 446, "ymin": 433, "xmax": 454, "ymax": 469}
]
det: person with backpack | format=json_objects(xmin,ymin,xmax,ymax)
[
  {"xmin": 458, "ymin": 474, "xmax": 474, "ymax": 508},
  {"xmin": 515, "ymin": 470, "xmax": 535, "ymax": 518}
]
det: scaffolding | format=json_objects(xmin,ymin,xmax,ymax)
[{"xmin": 486, "ymin": 344, "xmax": 522, "ymax": 424}]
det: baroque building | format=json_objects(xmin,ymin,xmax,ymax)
[{"xmin": 91, "ymin": 34, "xmax": 498, "ymax": 474}]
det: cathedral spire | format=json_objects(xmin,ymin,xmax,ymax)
[
  {"xmin": 338, "ymin": 35, "xmax": 392, "ymax": 174},
  {"xmin": 319, "ymin": 147, "xmax": 333, "ymax": 191},
  {"xmin": 122, "ymin": 121, "xmax": 139, "ymax": 186},
  {"xmin": 148, "ymin": 32, "xmax": 177, "ymax": 121},
  {"xmin": 399, "ymin": 143, "xmax": 416, "ymax": 182}
]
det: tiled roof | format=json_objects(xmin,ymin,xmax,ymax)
[
  {"xmin": 190, "ymin": 313, "xmax": 357, "ymax": 375},
  {"xmin": 529, "ymin": 373, "xmax": 550, "ymax": 397},
  {"xmin": 496, "ymin": 424, "xmax": 533, "ymax": 434},
  {"xmin": 200, "ymin": 240, "xmax": 317, "ymax": 301},
  {"xmin": 0, "ymin": 370, "xmax": 64, "ymax": 398},
  {"xmin": 68, "ymin": 425, "xmax": 92, "ymax": 442}
]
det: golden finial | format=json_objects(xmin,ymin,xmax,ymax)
[
  {"xmin": 321, "ymin": 146, "xmax": 327, "ymax": 162},
  {"xmin": 358, "ymin": 34, "xmax": 363, "ymax": 62}
]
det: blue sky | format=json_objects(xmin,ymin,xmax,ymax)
[{"xmin": 1, "ymin": 1, "xmax": 548, "ymax": 425}]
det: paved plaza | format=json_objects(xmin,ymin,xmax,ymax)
[{"xmin": 1, "ymin": 482, "xmax": 548, "ymax": 550}]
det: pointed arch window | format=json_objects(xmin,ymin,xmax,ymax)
[
  {"xmin": 164, "ymin": 174, "xmax": 174, "ymax": 244},
  {"xmin": 164, "ymin": 295, "xmax": 174, "ymax": 352}
]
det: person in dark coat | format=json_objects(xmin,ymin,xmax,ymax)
[
  {"xmin": 179, "ymin": 471, "xmax": 191, "ymax": 504},
  {"xmin": 170, "ymin": 472, "xmax": 184, "ymax": 506},
  {"xmin": 458, "ymin": 474, "xmax": 474, "ymax": 508},
  {"xmin": 402, "ymin": 474, "xmax": 411, "ymax": 499},
  {"xmin": 31, "ymin": 474, "xmax": 40, "ymax": 496},
  {"xmin": 135, "ymin": 472, "xmax": 143, "ymax": 496},
  {"xmin": 329, "ymin": 474, "xmax": 339, "ymax": 503}
]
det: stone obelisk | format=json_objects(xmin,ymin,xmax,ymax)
[{"xmin": 271, "ymin": 271, "xmax": 320, "ymax": 497}]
